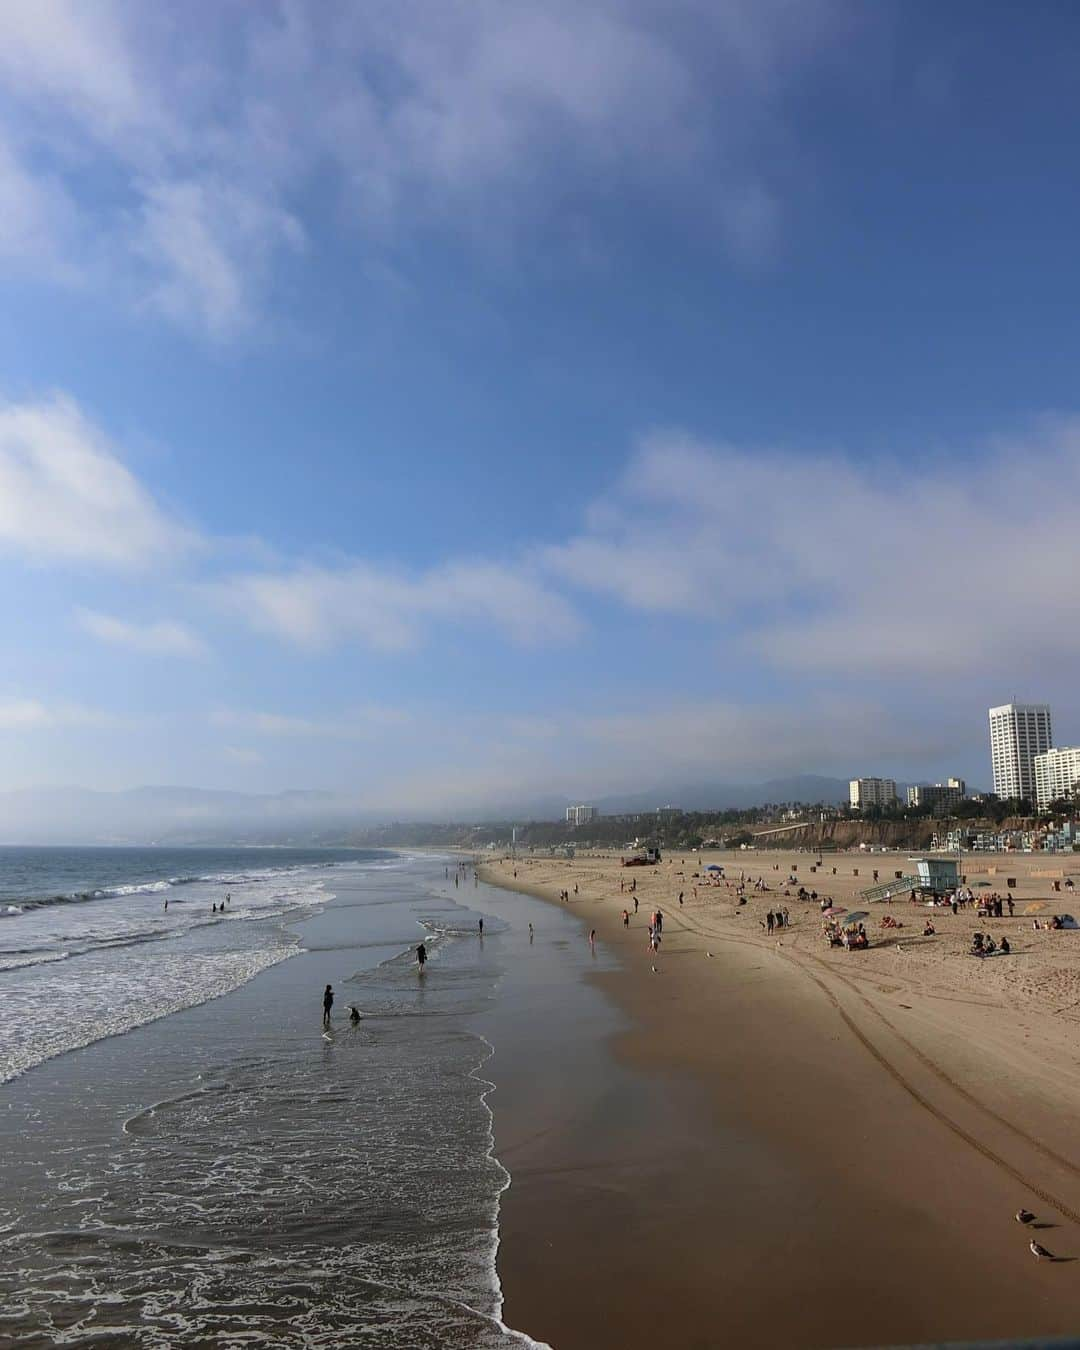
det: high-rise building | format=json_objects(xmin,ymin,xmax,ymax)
[
  {"xmin": 565, "ymin": 804, "xmax": 598, "ymax": 826},
  {"xmin": 1034, "ymin": 747, "xmax": 1080, "ymax": 810},
  {"xmin": 849, "ymin": 778, "xmax": 897, "ymax": 810},
  {"xmin": 988, "ymin": 703, "xmax": 1052, "ymax": 802}
]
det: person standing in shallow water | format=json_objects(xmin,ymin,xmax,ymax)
[
  {"xmin": 416, "ymin": 942, "xmax": 427, "ymax": 973},
  {"xmin": 322, "ymin": 984, "xmax": 334, "ymax": 1026}
]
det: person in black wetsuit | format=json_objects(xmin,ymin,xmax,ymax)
[
  {"xmin": 322, "ymin": 984, "xmax": 334, "ymax": 1025},
  {"xmin": 417, "ymin": 942, "xmax": 427, "ymax": 972},
  {"xmin": 349, "ymin": 1005, "xmax": 361, "ymax": 1025}
]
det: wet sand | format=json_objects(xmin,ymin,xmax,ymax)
[{"xmin": 483, "ymin": 849, "xmax": 1080, "ymax": 1349}]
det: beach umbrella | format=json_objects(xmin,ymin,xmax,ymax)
[
  {"xmin": 705, "ymin": 864, "xmax": 723, "ymax": 871},
  {"xmin": 821, "ymin": 906, "xmax": 845, "ymax": 918},
  {"xmin": 843, "ymin": 911, "xmax": 869, "ymax": 925}
]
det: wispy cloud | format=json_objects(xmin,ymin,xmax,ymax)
[
  {"xmin": 222, "ymin": 745, "xmax": 263, "ymax": 766},
  {"xmin": 0, "ymin": 396, "xmax": 196, "ymax": 566},
  {"xmin": 547, "ymin": 422, "xmax": 1080, "ymax": 679},
  {"xmin": 0, "ymin": 1, "xmax": 853, "ymax": 338},
  {"xmin": 212, "ymin": 559, "xmax": 581, "ymax": 652},
  {"xmin": 212, "ymin": 705, "xmax": 411, "ymax": 741},
  {"xmin": 76, "ymin": 609, "xmax": 207, "ymax": 658},
  {"xmin": 0, "ymin": 696, "xmax": 116, "ymax": 731}
]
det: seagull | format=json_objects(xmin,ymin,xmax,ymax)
[
  {"xmin": 651, "ymin": 965, "xmax": 659, "ymax": 973},
  {"xmin": 1030, "ymin": 1239, "xmax": 1054, "ymax": 1261},
  {"xmin": 706, "ymin": 951, "xmax": 713, "ymax": 957},
  {"xmin": 1016, "ymin": 1209, "xmax": 1036, "ymax": 1225}
]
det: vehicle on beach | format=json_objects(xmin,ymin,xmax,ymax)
[{"xmin": 622, "ymin": 847, "xmax": 662, "ymax": 866}]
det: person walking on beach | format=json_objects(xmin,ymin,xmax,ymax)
[
  {"xmin": 323, "ymin": 984, "xmax": 334, "ymax": 1026},
  {"xmin": 678, "ymin": 891, "xmax": 683, "ymax": 906},
  {"xmin": 623, "ymin": 909, "xmax": 630, "ymax": 927},
  {"xmin": 478, "ymin": 917, "xmax": 484, "ymax": 936},
  {"xmin": 416, "ymin": 943, "xmax": 427, "ymax": 973},
  {"xmin": 633, "ymin": 896, "xmax": 639, "ymax": 914},
  {"xmin": 766, "ymin": 910, "xmax": 774, "ymax": 934},
  {"xmin": 655, "ymin": 909, "xmax": 663, "ymax": 934}
]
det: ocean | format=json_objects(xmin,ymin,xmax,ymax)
[{"xmin": 0, "ymin": 847, "xmax": 558, "ymax": 1348}]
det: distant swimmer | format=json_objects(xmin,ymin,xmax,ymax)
[
  {"xmin": 323, "ymin": 983, "xmax": 334, "ymax": 1026},
  {"xmin": 212, "ymin": 903, "xmax": 217, "ymax": 914},
  {"xmin": 225, "ymin": 892, "xmax": 231, "ymax": 904},
  {"xmin": 478, "ymin": 918, "xmax": 484, "ymax": 936},
  {"xmin": 417, "ymin": 942, "xmax": 427, "ymax": 972},
  {"xmin": 164, "ymin": 899, "xmax": 168, "ymax": 911},
  {"xmin": 528, "ymin": 923, "xmax": 534, "ymax": 942},
  {"xmin": 349, "ymin": 1005, "xmax": 361, "ymax": 1026}
]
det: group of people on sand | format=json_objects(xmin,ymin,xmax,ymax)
[
  {"xmin": 823, "ymin": 920, "xmax": 868, "ymax": 950},
  {"xmin": 971, "ymin": 932, "xmax": 1010, "ymax": 957},
  {"xmin": 647, "ymin": 909, "xmax": 664, "ymax": 953},
  {"xmin": 1032, "ymin": 914, "xmax": 1071, "ymax": 931},
  {"xmin": 762, "ymin": 908, "xmax": 790, "ymax": 934}
]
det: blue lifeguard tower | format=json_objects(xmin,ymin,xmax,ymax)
[{"xmin": 912, "ymin": 857, "xmax": 959, "ymax": 893}]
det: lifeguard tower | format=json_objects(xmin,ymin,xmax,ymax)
[{"xmin": 860, "ymin": 856, "xmax": 958, "ymax": 901}]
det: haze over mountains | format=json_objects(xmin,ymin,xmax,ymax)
[{"xmin": 0, "ymin": 776, "xmax": 867, "ymax": 846}]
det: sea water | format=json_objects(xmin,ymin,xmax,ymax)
[{"xmin": 0, "ymin": 848, "xmax": 549, "ymax": 1348}]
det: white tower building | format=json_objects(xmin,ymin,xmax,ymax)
[
  {"xmin": 988, "ymin": 703, "xmax": 1052, "ymax": 802},
  {"xmin": 1034, "ymin": 747, "xmax": 1080, "ymax": 810}
]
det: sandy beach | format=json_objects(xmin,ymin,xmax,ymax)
[{"xmin": 483, "ymin": 847, "xmax": 1080, "ymax": 1348}]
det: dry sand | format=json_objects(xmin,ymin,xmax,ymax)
[{"xmin": 484, "ymin": 847, "xmax": 1080, "ymax": 1349}]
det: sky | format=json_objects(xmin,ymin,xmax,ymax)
[{"xmin": 2, "ymin": 0, "xmax": 1080, "ymax": 818}]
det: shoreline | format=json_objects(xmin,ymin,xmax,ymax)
[{"xmin": 482, "ymin": 849, "xmax": 1080, "ymax": 1348}]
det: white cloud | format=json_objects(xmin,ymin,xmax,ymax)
[
  {"xmin": 0, "ymin": 1, "xmax": 852, "ymax": 337},
  {"xmin": 134, "ymin": 177, "xmax": 305, "ymax": 338},
  {"xmin": 0, "ymin": 697, "xmax": 114, "ymax": 730},
  {"xmin": 0, "ymin": 396, "xmax": 195, "ymax": 566},
  {"xmin": 212, "ymin": 706, "xmax": 411, "ymax": 740},
  {"xmin": 213, "ymin": 558, "xmax": 581, "ymax": 652},
  {"xmin": 223, "ymin": 745, "xmax": 263, "ymax": 765},
  {"xmin": 0, "ymin": 134, "xmax": 83, "ymax": 275},
  {"xmin": 547, "ymin": 422, "xmax": 1080, "ymax": 678},
  {"xmin": 0, "ymin": 0, "xmax": 145, "ymax": 132},
  {"xmin": 76, "ymin": 609, "xmax": 207, "ymax": 658}
]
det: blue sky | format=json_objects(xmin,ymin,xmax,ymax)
[{"xmin": 1, "ymin": 0, "xmax": 1079, "ymax": 815}]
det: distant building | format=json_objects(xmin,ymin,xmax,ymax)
[
  {"xmin": 1034, "ymin": 747, "xmax": 1080, "ymax": 810},
  {"xmin": 907, "ymin": 777, "xmax": 967, "ymax": 811},
  {"xmin": 989, "ymin": 703, "xmax": 1052, "ymax": 801},
  {"xmin": 849, "ymin": 777, "xmax": 897, "ymax": 810},
  {"xmin": 565, "ymin": 804, "xmax": 598, "ymax": 826}
]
